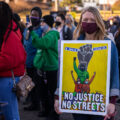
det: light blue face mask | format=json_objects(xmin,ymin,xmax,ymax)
[
  {"xmin": 41, "ymin": 24, "xmax": 49, "ymax": 33},
  {"xmin": 85, "ymin": 81, "xmax": 88, "ymax": 84}
]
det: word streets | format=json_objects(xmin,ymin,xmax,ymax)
[{"xmin": 61, "ymin": 92, "xmax": 105, "ymax": 112}]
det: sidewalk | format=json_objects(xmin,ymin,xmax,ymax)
[
  {"xmin": 19, "ymin": 102, "xmax": 120, "ymax": 120},
  {"xmin": 19, "ymin": 102, "xmax": 73, "ymax": 120}
]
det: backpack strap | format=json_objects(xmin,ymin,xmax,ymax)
[{"xmin": 63, "ymin": 25, "xmax": 68, "ymax": 40}]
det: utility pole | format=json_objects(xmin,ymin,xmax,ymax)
[
  {"xmin": 5, "ymin": 0, "xmax": 18, "ymax": 4},
  {"xmin": 55, "ymin": 0, "xmax": 58, "ymax": 11},
  {"xmin": 5, "ymin": 0, "xmax": 9, "ymax": 3},
  {"xmin": 107, "ymin": 0, "xmax": 109, "ymax": 10},
  {"xmin": 103, "ymin": 0, "xmax": 106, "ymax": 19}
]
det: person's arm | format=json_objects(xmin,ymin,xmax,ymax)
[
  {"xmin": 73, "ymin": 57, "xmax": 79, "ymax": 74},
  {"xmin": 30, "ymin": 31, "xmax": 55, "ymax": 49},
  {"xmin": 0, "ymin": 32, "xmax": 26, "ymax": 72},
  {"xmin": 0, "ymin": 51, "xmax": 14, "ymax": 72},
  {"xmin": 104, "ymin": 41, "xmax": 119, "ymax": 120},
  {"xmin": 110, "ymin": 41, "xmax": 119, "ymax": 97},
  {"xmin": 71, "ymin": 70, "xmax": 76, "ymax": 84},
  {"xmin": 88, "ymin": 72, "xmax": 95, "ymax": 85},
  {"xmin": 86, "ymin": 71, "xmax": 89, "ymax": 79}
]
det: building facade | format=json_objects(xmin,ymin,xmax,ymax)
[
  {"xmin": 82, "ymin": 0, "xmax": 99, "ymax": 7},
  {"xmin": 3, "ymin": 0, "xmax": 18, "ymax": 3}
]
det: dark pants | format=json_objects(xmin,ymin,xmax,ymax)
[
  {"xmin": 73, "ymin": 114, "xmax": 104, "ymax": 120},
  {"xmin": 27, "ymin": 67, "xmax": 41, "ymax": 107},
  {"xmin": 42, "ymin": 70, "xmax": 59, "ymax": 120}
]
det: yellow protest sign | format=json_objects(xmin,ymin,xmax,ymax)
[{"xmin": 59, "ymin": 40, "xmax": 111, "ymax": 115}]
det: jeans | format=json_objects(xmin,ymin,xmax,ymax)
[{"xmin": 0, "ymin": 77, "xmax": 20, "ymax": 120}]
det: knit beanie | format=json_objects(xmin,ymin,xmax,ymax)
[{"xmin": 42, "ymin": 15, "xmax": 54, "ymax": 28}]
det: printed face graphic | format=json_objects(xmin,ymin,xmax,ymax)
[{"xmin": 79, "ymin": 64, "xmax": 85, "ymax": 71}]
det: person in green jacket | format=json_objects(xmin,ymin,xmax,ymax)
[
  {"xmin": 73, "ymin": 57, "xmax": 89, "ymax": 84},
  {"xmin": 28, "ymin": 15, "xmax": 60, "ymax": 120}
]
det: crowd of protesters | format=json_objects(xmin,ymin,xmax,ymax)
[{"xmin": 0, "ymin": 1, "xmax": 120, "ymax": 120}]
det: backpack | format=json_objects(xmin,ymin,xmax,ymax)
[{"xmin": 62, "ymin": 25, "xmax": 73, "ymax": 40}]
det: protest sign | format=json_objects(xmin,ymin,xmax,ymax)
[{"xmin": 59, "ymin": 40, "xmax": 111, "ymax": 115}]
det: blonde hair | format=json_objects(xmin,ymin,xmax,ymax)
[
  {"xmin": 73, "ymin": 6, "xmax": 106, "ymax": 40},
  {"xmin": 66, "ymin": 14, "xmax": 75, "ymax": 25}
]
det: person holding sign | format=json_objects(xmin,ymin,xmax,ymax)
[
  {"xmin": 54, "ymin": 6, "xmax": 119, "ymax": 120},
  {"xmin": 28, "ymin": 15, "xmax": 60, "ymax": 120}
]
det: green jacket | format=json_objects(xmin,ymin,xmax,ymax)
[
  {"xmin": 30, "ymin": 30, "xmax": 60, "ymax": 71},
  {"xmin": 73, "ymin": 60, "xmax": 89, "ymax": 84}
]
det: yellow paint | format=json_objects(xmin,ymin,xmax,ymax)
[{"xmin": 62, "ymin": 43, "xmax": 108, "ymax": 97}]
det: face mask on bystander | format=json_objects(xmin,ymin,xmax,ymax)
[
  {"xmin": 82, "ymin": 22, "xmax": 98, "ymax": 34},
  {"xmin": 55, "ymin": 21, "xmax": 61, "ymax": 27},
  {"xmin": 30, "ymin": 16, "xmax": 40, "ymax": 26},
  {"xmin": 41, "ymin": 24, "xmax": 49, "ymax": 33}
]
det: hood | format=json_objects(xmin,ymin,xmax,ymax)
[{"xmin": 4, "ymin": 20, "xmax": 22, "ymax": 41}]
